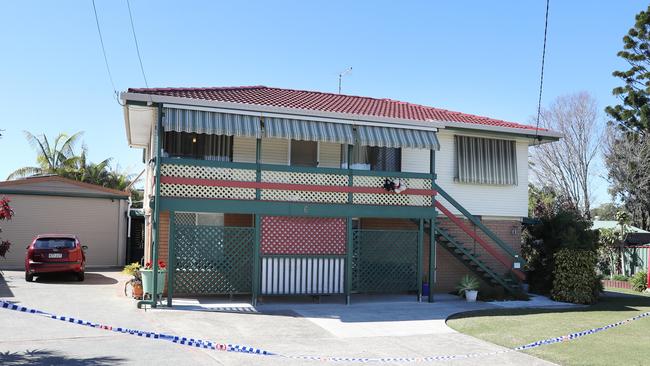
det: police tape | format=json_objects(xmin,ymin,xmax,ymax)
[{"xmin": 2, "ymin": 299, "xmax": 649, "ymax": 363}]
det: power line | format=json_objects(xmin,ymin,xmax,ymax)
[
  {"xmin": 91, "ymin": 0, "xmax": 118, "ymax": 99},
  {"xmin": 534, "ymin": 0, "xmax": 550, "ymax": 143},
  {"xmin": 126, "ymin": 0, "xmax": 149, "ymax": 89}
]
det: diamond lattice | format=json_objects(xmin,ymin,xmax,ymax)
[
  {"xmin": 173, "ymin": 221, "xmax": 254, "ymax": 295},
  {"xmin": 351, "ymin": 230, "xmax": 418, "ymax": 293}
]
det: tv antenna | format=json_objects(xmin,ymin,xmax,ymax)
[{"xmin": 338, "ymin": 67, "xmax": 352, "ymax": 94}]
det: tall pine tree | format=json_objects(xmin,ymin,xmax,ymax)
[{"xmin": 606, "ymin": 5, "xmax": 650, "ymax": 133}]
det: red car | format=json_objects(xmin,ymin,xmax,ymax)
[{"xmin": 25, "ymin": 234, "xmax": 87, "ymax": 282}]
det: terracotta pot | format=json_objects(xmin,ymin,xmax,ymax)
[{"xmin": 132, "ymin": 283, "xmax": 144, "ymax": 299}]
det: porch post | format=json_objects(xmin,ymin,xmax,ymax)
[
  {"xmin": 417, "ymin": 218, "xmax": 424, "ymax": 302},
  {"xmin": 252, "ymin": 214, "xmax": 261, "ymax": 306},
  {"xmin": 346, "ymin": 217, "xmax": 353, "ymax": 305},
  {"xmin": 166, "ymin": 211, "xmax": 175, "ymax": 307},
  {"xmin": 428, "ymin": 149, "xmax": 436, "ymax": 303},
  {"xmin": 255, "ymin": 135, "xmax": 262, "ymax": 200}
]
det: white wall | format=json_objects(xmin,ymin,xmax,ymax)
[
  {"xmin": 401, "ymin": 147, "xmax": 430, "ymax": 173},
  {"xmin": 434, "ymin": 129, "xmax": 529, "ymax": 219},
  {"xmin": 1, "ymin": 195, "xmax": 127, "ymax": 269}
]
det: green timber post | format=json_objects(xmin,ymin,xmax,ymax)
[
  {"xmin": 252, "ymin": 214, "xmax": 261, "ymax": 306},
  {"xmin": 417, "ymin": 218, "xmax": 424, "ymax": 302},
  {"xmin": 345, "ymin": 143, "xmax": 353, "ymax": 305},
  {"xmin": 138, "ymin": 104, "xmax": 163, "ymax": 309},
  {"xmin": 166, "ymin": 211, "xmax": 175, "ymax": 307},
  {"xmin": 428, "ymin": 149, "xmax": 436, "ymax": 303}
]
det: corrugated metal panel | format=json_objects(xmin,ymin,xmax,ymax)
[
  {"xmin": 261, "ymin": 138, "xmax": 289, "ymax": 165},
  {"xmin": 0, "ymin": 194, "xmax": 125, "ymax": 268},
  {"xmin": 401, "ymin": 147, "xmax": 430, "ymax": 173},
  {"xmin": 261, "ymin": 257, "xmax": 345, "ymax": 295},
  {"xmin": 264, "ymin": 117, "xmax": 354, "ymax": 144},
  {"xmin": 318, "ymin": 142, "xmax": 341, "ymax": 168},
  {"xmin": 233, "ymin": 136, "xmax": 257, "ymax": 163},
  {"xmin": 357, "ymin": 125, "xmax": 440, "ymax": 149}
]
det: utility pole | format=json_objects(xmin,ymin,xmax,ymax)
[{"xmin": 338, "ymin": 67, "xmax": 352, "ymax": 94}]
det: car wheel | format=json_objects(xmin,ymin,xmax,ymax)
[
  {"xmin": 25, "ymin": 272, "xmax": 34, "ymax": 282},
  {"xmin": 77, "ymin": 271, "xmax": 85, "ymax": 282}
]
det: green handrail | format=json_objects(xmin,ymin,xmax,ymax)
[{"xmin": 433, "ymin": 182, "xmax": 526, "ymax": 267}]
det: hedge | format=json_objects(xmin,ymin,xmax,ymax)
[{"xmin": 552, "ymin": 248, "xmax": 600, "ymax": 304}]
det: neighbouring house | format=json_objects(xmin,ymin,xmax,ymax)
[
  {"xmin": 0, "ymin": 175, "xmax": 130, "ymax": 269},
  {"xmin": 121, "ymin": 86, "xmax": 560, "ymax": 306},
  {"xmin": 593, "ymin": 220, "xmax": 650, "ymax": 276}
]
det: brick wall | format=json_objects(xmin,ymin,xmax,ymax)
[{"xmin": 360, "ymin": 217, "xmax": 522, "ymax": 293}]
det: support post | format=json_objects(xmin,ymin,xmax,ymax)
[
  {"xmin": 417, "ymin": 218, "xmax": 424, "ymax": 302},
  {"xmin": 347, "ymin": 144, "xmax": 353, "ymax": 204},
  {"xmin": 345, "ymin": 217, "xmax": 353, "ymax": 305},
  {"xmin": 166, "ymin": 211, "xmax": 176, "ymax": 307},
  {"xmin": 428, "ymin": 148, "xmax": 436, "ymax": 303},
  {"xmin": 255, "ymin": 137, "xmax": 262, "ymax": 200},
  {"xmin": 138, "ymin": 104, "xmax": 163, "ymax": 309},
  {"xmin": 252, "ymin": 214, "xmax": 261, "ymax": 306}
]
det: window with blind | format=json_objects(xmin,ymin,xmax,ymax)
[
  {"xmin": 454, "ymin": 135, "xmax": 518, "ymax": 185},
  {"xmin": 163, "ymin": 131, "xmax": 233, "ymax": 161},
  {"xmin": 340, "ymin": 145, "xmax": 401, "ymax": 172}
]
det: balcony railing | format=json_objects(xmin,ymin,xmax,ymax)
[{"xmin": 158, "ymin": 157, "xmax": 435, "ymax": 207}]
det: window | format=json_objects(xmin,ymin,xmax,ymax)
[
  {"xmin": 34, "ymin": 238, "xmax": 76, "ymax": 249},
  {"xmin": 290, "ymin": 140, "xmax": 318, "ymax": 167},
  {"xmin": 163, "ymin": 131, "xmax": 233, "ymax": 161},
  {"xmin": 341, "ymin": 145, "xmax": 401, "ymax": 172},
  {"xmin": 176, "ymin": 212, "xmax": 225, "ymax": 226},
  {"xmin": 454, "ymin": 135, "xmax": 518, "ymax": 185}
]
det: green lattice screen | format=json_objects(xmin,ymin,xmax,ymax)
[
  {"xmin": 173, "ymin": 221, "xmax": 254, "ymax": 295},
  {"xmin": 351, "ymin": 229, "xmax": 418, "ymax": 293}
]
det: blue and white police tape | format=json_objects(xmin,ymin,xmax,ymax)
[
  {"xmin": 0, "ymin": 300, "xmax": 274, "ymax": 356},
  {"xmin": 2, "ymin": 299, "xmax": 650, "ymax": 363}
]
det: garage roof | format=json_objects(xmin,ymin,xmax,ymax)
[{"xmin": 0, "ymin": 176, "xmax": 130, "ymax": 200}]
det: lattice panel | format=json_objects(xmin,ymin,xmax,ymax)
[
  {"xmin": 261, "ymin": 170, "xmax": 348, "ymax": 186},
  {"xmin": 351, "ymin": 230, "xmax": 418, "ymax": 293},
  {"xmin": 260, "ymin": 189, "xmax": 348, "ymax": 203},
  {"xmin": 162, "ymin": 164, "xmax": 256, "ymax": 181},
  {"xmin": 173, "ymin": 224, "xmax": 254, "ymax": 295},
  {"xmin": 261, "ymin": 216, "xmax": 346, "ymax": 255},
  {"xmin": 160, "ymin": 183, "xmax": 256, "ymax": 200},
  {"xmin": 353, "ymin": 193, "xmax": 431, "ymax": 206}
]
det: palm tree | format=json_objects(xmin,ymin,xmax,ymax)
[{"xmin": 8, "ymin": 131, "xmax": 84, "ymax": 180}]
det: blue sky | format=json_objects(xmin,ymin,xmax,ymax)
[{"xmin": 0, "ymin": 1, "xmax": 643, "ymax": 205}]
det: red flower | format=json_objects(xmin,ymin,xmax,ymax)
[{"xmin": 144, "ymin": 260, "xmax": 166, "ymax": 269}]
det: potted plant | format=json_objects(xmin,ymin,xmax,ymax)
[
  {"xmin": 457, "ymin": 275, "xmax": 480, "ymax": 302},
  {"xmin": 140, "ymin": 260, "xmax": 167, "ymax": 301},
  {"xmin": 123, "ymin": 262, "xmax": 143, "ymax": 299}
]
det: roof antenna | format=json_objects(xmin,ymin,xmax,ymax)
[{"xmin": 338, "ymin": 67, "xmax": 352, "ymax": 94}]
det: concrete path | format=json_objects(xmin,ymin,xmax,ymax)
[{"xmin": 0, "ymin": 270, "xmax": 557, "ymax": 365}]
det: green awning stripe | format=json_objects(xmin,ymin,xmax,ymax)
[
  {"xmin": 264, "ymin": 117, "xmax": 355, "ymax": 144},
  {"xmin": 357, "ymin": 125, "xmax": 440, "ymax": 150},
  {"xmin": 163, "ymin": 108, "xmax": 262, "ymax": 138}
]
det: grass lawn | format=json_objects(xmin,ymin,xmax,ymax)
[{"xmin": 446, "ymin": 289, "xmax": 650, "ymax": 366}]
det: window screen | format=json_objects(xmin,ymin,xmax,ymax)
[
  {"xmin": 290, "ymin": 140, "xmax": 318, "ymax": 167},
  {"xmin": 341, "ymin": 145, "xmax": 401, "ymax": 172},
  {"xmin": 454, "ymin": 135, "xmax": 518, "ymax": 185}
]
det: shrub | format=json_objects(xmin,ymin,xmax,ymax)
[
  {"xmin": 551, "ymin": 248, "xmax": 600, "ymax": 304},
  {"xmin": 611, "ymin": 274, "xmax": 629, "ymax": 281},
  {"xmin": 629, "ymin": 271, "xmax": 648, "ymax": 292},
  {"xmin": 456, "ymin": 275, "xmax": 480, "ymax": 298}
]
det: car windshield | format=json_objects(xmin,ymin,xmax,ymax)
[{"xmin": 34, "ymin": 238, "xmax": 76, "ymax": 249}]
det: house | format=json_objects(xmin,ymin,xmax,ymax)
[
  {"xmin": 0, "ymin": 175, "xmax": 130, "ymax": 269},
  {"xmin": 592, "ymin": 220, "xmax": 650, "ymax": 276},
  {"xmin": 121, "ymin": 86, "xmax": 560, "ymax": 306}
]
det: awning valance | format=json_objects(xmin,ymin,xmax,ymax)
[
  {"xmin": 163, "ymin": 108, "xmax": 262, "ymax": 138},
  {"xmin": 264, "ymin": 117, "xmax": 355, "ymax": 144},
  {"xmin": 357, "ymin": 125, "xmax": 440, "ymax": 150}
]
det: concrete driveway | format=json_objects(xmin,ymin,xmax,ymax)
[{"xmin": 0, "ymin": 270, "xmax": 556, "ymax": 365}]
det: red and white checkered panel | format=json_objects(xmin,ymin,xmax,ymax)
[{"xmin": 260, "ymin": 216, "xmax": 346, "ymax": 255}]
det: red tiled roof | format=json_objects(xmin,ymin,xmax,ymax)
[{"xmin": 127, "ymin": 86, "xmax": 543, "ymax": 131}]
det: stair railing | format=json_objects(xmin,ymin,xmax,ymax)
[{"xmin": 433, "ymin": 182, "xmax": 525, "ymax": 280}]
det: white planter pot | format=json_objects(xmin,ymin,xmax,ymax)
[{"xmin": 465, "ymin": 290, "xmax": 478, "ymax": 302}]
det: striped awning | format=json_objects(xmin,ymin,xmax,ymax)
[
  {"xmin": 356, "ymin": 125, "xmax": 440, "ymax": 150},
  {"xmin": 264, "ymin": 117, "xmax": 355, "ymax": 144},
  {"xmin": 162, "ymin": 108, "xmax": 262, "ymax": 138}
]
